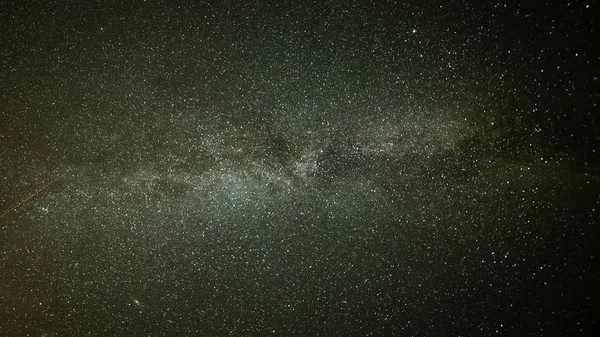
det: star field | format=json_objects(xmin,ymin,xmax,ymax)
[{"xmin": 1, "ymin": 1, "xmax": 598, "ymax": 336}]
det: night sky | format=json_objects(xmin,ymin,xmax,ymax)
[{"xmin": 1, "ymin": 1, "xmax": 599, "ymax": 336}]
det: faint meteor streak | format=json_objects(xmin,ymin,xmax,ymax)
[{"xmin": 1, "ymin": 172, "xmax": 67, "ymax": 219}]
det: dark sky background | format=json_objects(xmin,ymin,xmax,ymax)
[{"xmin": 1, "ymin": 0, "xmax": 598, "ymax": 336}]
